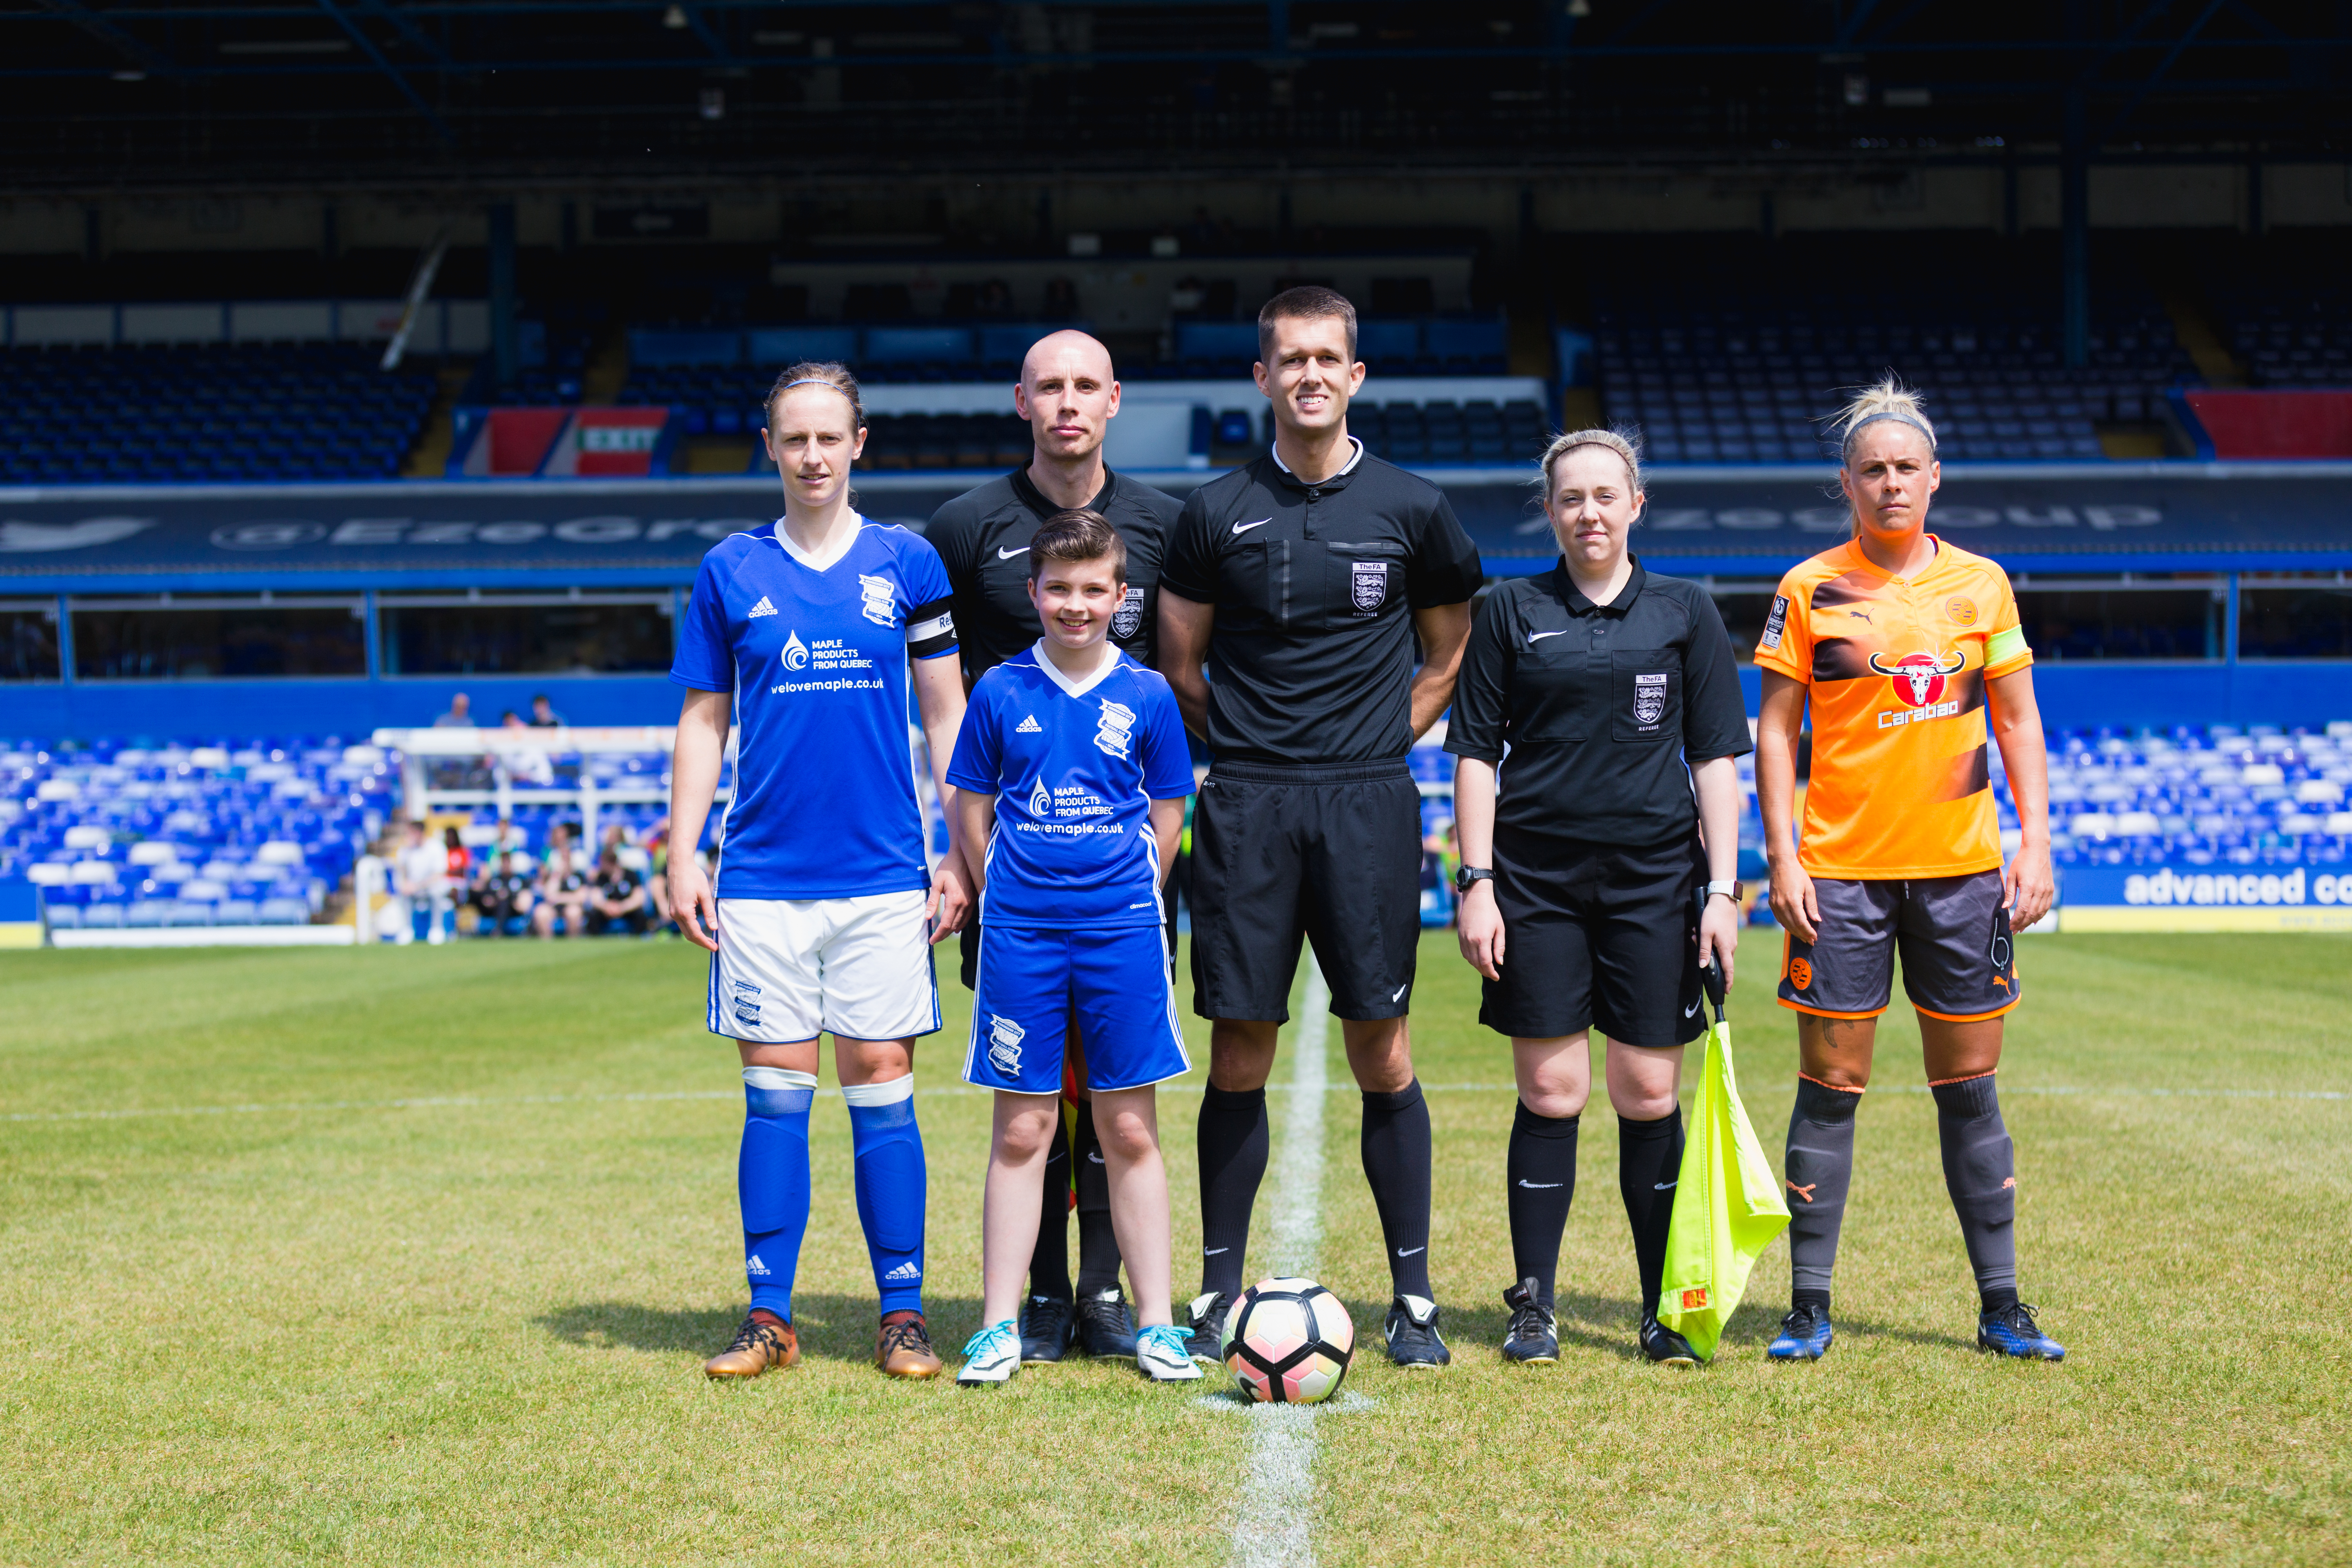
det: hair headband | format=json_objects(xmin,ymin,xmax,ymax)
[
  {"xmin": 783, "ymin": 377, "xmax": 844, "ymax": 392},
  {"xmin": 1843, "ymin": 410, "xmax": 1936, "ymax": 452}
]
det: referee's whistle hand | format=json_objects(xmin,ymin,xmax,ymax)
[
  {"xmin": 1697, "ymin": 900, "xmax": 1740, "ymax": 991},
  {"xmin": 1456, "ymin": 883, "xmax": 1505, "ymax": 981}
]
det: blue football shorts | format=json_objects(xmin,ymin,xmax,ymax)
[{"xmin": 963, "ymin": 923, "xmax": 1192, "ymax": 1095}]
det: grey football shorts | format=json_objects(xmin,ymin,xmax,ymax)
[{"xmin": 1777, "ymin": 869, "xmax": 2020, "ymax": 1022}]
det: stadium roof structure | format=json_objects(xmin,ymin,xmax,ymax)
[{"xmin": 2, "ymin": 0, "xmax": 2348, "ymax": 186}]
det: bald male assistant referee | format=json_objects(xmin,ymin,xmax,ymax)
[{"xmin": 1157, "ymin": 287, "xmax": 1481, "ymax": 1368}]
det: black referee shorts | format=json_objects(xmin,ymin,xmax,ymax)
[
  {"xmin": 960, "ymin": 874, "xmax": 1181, "ymax": 991},
  {"xmin": 1481, "ymin": 831, "xmax": 1707, "ymax": 1048},
  {"xmin": 1189, "ymin": 760, "xmax": 1423, "ymax": 1023}
]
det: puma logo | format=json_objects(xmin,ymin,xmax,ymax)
[{"xmin": 1786, "ymin": 1178, "xmax": 1817, "ymax": 1203}]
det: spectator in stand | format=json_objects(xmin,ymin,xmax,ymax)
[
  {"xmin": 476, "ymin": 850, "xmax": 537, "ymax": 936},
  {"xmin": 392, "ymin": 820, "xmax": 449, "ymax": 945},
  {"xmin": 433, "ymin": 693, "xmax": 473, "ymax": 727},
  {"xmin": 442, "ymin": 826, "xmax": 472, "ymax": 931},
  {"xmin": 586, "ymin": 845, "xmax": 651, "ymax": 935},
  {"xmin": 644, "ymin": 820, "xmax": 674, "ymax": 928},
  {"xmin": 534, "ymin": 834, "xmax": 591, "ymax": 937},
  {"xmin": 491, "ymin": 710, "xmax": 557, "ymax": 786},
  {"xmin": 530, "ymin": 694, "xmax": 566, "ymax": 728}
]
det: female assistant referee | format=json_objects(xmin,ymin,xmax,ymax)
[
  {"xmin": 1753, "ymin": 378, "xmax": 2063, "ymax": 1363},
  {"xmin": 1448, "ymin": 429, "xmax": 1752, "ymax": 1366}
]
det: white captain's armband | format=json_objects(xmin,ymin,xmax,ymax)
[{"xmin": 906, "ymin": 598, "xmax": 958, "ymax": 658}]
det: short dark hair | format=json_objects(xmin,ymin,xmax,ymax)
[
  {"xmin": 1257, "ymin": 286, "xmax": 1359, "ymax": 364},
  {"xmin": 1027, "ymin": 508, "xmax": 1127, "ymax": 584}
]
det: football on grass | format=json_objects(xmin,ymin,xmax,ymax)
[{"xmin": 1221, "ymin": 1277, "xmax": 1354, "ymax": 1404}]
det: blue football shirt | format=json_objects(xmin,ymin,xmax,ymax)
[
  {"xmin": 946, "ymin": 642, "xmax": 1194, "ymax": 931},
  {"xmin": 671, "ymin": 517, "xmax": 957, "ymax": 900}
]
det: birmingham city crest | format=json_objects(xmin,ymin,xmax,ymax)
[{"xmin": 988, "ymin": 1014, "xmax": 1025, "ymax": 1074}]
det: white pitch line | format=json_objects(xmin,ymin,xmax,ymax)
[{"xmin": 1231, "ymin": 960, "xmax": 1330, "ymax": 1568}]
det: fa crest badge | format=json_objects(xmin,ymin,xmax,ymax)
[
  {"xmin": 1350, "ymin": 560, "xmax": 1387, "ymax": 615},
  {"xmin": 1111, "ymin": 586, "xmax": 1145, "ymax": 641},
  {"xmin": 1633, "ymin": 671, "xmax": 1668, "ymax": 727}
]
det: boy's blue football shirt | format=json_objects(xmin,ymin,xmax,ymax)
[
  {"xmin": 946, "ymin": 641, "xmax": 1194, "ymax": 930},
  {"xmin": 671, "ymin": 517, "xmax": 957, "ymax": 900}
]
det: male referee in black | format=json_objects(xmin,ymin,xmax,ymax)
[
  {"xmin": 928, "ymin": 327, "xmax": 1183, "ymax": 1365},
  {"xmin": 1158, "ymin": 287, "xmax": 1481, "ymax": 1367}
]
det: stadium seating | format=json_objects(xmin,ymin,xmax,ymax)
[
  {"xmin": 0, "ymin": 344, "xmax": 439, "ymax": 484},
  {"xmin": 1581, "ymin": 236, "xmax": 2202, "ymax": 464},
  {"xmin": 2033, "ymin": 723, "xmax": 2352, "ymax": 868},
  {"xmin": 2216, "ymin": 285, "xmax": 2352, "ymax": 388},
  {"xmin": 0, "ymin": 739, "xmax": 393, "ymax": 929}
]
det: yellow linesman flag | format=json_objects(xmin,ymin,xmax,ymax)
[{"xmin": 1656, "ymin": 971, "xmax": 1790, "ymax": 1361}]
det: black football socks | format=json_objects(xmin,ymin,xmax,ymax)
[
  {"xmin": 1071, "ymin": 1102, "xmax": 1124, "ymax": 1297},
  {"xmin": 1617, "ymin": 1107, "xmax": 1685, "ymax": 1318},
  {"xmin": 1361, "ymin": 1080, "xmax": 1434, "ymax": 1300},
  {"xmin": 1505, "ymin": 1102, "xmax": 1579, "ymax": 1310},
  {"xmin": 1196, "ymin": 1083, "xmax": 1269, "ymax": 1302},
  {"xmin": 1932, "ymin": 1071, "xmax": 2019, "ymax": 1314},
  {"xmin": 1784, "ymin": 1074, "xmax": 1862, "ymax": 1315},
  {"xmin": 1027, "ymin": 1111, "xmax": 1073, "ymax": 1304}
]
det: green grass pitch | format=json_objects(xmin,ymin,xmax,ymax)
[{"xmin": 3, "ymin": 931, "xmax": 2348, "ymax": 1565}]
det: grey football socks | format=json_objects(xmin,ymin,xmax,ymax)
[
  {"xmin": 1784, "ymin": 1074, "xmax": 1861, "ymax": 1312},
  {"xmin": 1931, "ymin": 1071, "xmax": 2019, "ymax": 1313}
]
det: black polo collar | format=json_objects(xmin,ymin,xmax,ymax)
[
  {"xmin": 1010, "ymin": 464, "xmax": 1118, "ymax": 519},
  {"xmin": 1267, "ymin": 435, "xmax": 1366, "ymax": 494},
  {"xmin": 1552, "ymin": 555, "xmax": 1649, "ymax": 616}
]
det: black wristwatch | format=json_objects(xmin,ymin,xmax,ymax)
[{"xmin": 1455, "ymin": 866, "xmax": 1494, "ymax": 894}]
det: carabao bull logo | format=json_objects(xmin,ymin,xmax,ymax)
[{"xmin": 1868, "ymin": 649, "xmax": 1967, "ymax": 709}]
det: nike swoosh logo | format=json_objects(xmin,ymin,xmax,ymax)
[
  {"xmin": 997, "ymin": 546, "xmax": 1030, "ymax": 559},
  {"xmin": 1231, "ymin": 519, "xmax": 1272, "ymax": 535},
  {"xmin": 1395, "ymin": 1246, "xmax": 1425, "ymax": 1257},
  {"xmin": 1527, "ymin": 630, "xmax": 1568, "ymax": 643},
  {"xmin": 1517, "ymin": 1180, "xmax": 1564, "ymax": 1189},
  {"xmin": 1684, "ymin": 1000, "xmax": 1701, "ymax": 1017},
  {"xmin": 1654, "ymin": 1181, "xmax": 1677, "ymax": 1190},
  {"xmin": 1203, "ymin": 1247, "xmax": 1229, "ymax": 1256},
  {"xmin": 1391, "ymin": 983, "xmax": 1408, "ymax": 1001}
]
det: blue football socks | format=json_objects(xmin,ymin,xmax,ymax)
[
  {"xmin": 844, "ymin": 1076, "xmax": 927, "ymax": 1316},
  {"xmin": 738, "ymin": 1065, "xmax": 816, "ymax": 1321}
]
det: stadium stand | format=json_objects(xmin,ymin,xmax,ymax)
[
  {"xmin": 0, "ymin": 739, "xmax": 391, "ymax": 930},
  {"xmin": 0, "ymin": 344, "xmax": 439, "ymax": 484},
  {"xmin": 1584, "ymin": 237, "xmax": 2200, "ymax": 463}
]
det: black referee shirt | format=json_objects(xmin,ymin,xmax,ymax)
[
  {"xmin": 1158, "ymin": 440, "xmax": 1483, "ymax": 766},
  {"xmin": 926, "ymin": 466, "xmax": 1181, "ymax": 681},
  {"xmin": 1446, "ymin": 557, "xmax": 1752, "ymax": 853}
]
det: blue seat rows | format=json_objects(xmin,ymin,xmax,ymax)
[
  {"xmin": 1, "ymin": 738, "xmax": 393, "ymax": 929},
  {"xmin": 0, "ymin": 344, "xmax": 438, "ymax": 485}
]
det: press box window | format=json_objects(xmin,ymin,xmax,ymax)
[
  {"xmin": 2239, "ymin": 582, "xmax": 2352, "ymax": 659},
  {"xmin": 69, "ymin": 596, "xmax": 366, "ymax": 679},
  {"xmin": 2011, "ymin": 583, "xmax": 2222, "ymax": 662},
  {"xmin": 0, "ymin": 600, "xmax": 62, "ymax": 682},
  {"xmin": 379, "ymin": 592, "xmax": 675, "ymax": 675}
]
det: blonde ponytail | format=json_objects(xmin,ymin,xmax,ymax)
[{"xmin": 1831, "ymin": 377, "xmax": 1937, "ymax": 537}]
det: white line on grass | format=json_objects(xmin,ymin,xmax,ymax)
[
  {"xmin": 15, "ymin": 1077, "xmax": 2342, "ymax": 1127},
  {"xmin": 1230, "ymin": 962, "xmax": 1330, "ymax": 1568}
]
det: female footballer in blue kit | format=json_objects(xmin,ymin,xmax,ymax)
[
  {"xmin": 945, "ymin": 509, "xmax": 1202, "ymax": 1385},
  {"xmin": 669, "ymin": 361, "xmax": 973, "ymax": 1382}
]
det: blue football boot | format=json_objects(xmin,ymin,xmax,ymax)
[
  {"xmin": 1766, "ymin": 1301, "xmax": 1834, "ymax": 1361},
  {"xmin": 1977, "ymin": 1301, "xmax": 2065, "ymax": 1361}
]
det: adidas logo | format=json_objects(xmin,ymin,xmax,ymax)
[
  {"xmin": 1015, "ymin": 715, "xmax": 1042, "ymax": 733},
  {"xmin": 747, "ymin": 595, "xmax": 777, "ymax": 619},
  {"xmin": 746, "ymin": 1254, "xmax": 771, "ymax": 1277},
  {"xmin": 884, "ymin": 1261, "xmax": 921, "ymax": 1282}
]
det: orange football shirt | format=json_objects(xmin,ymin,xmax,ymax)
[{"xmin": 1753, "ymin": 535, "xmax": 2033, "ymax": 880}]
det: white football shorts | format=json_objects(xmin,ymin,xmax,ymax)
[{"xmin": 708, "ymin": 889, "xmax": 942, "ymax": 1043}]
